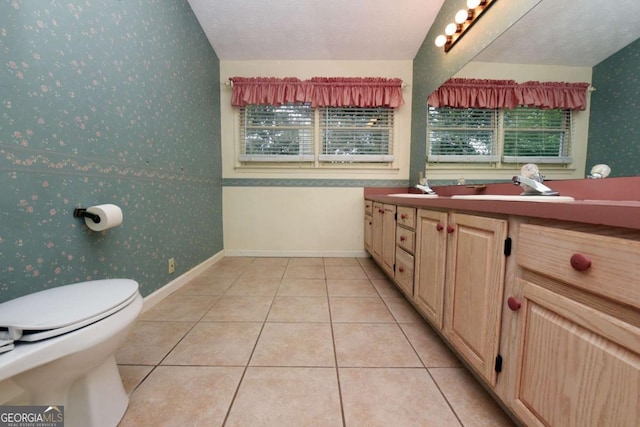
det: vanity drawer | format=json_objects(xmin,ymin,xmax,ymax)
[
  {"xmin": 397, "ymin": 206, "xmax": 416, "ymax": 229},
  {"xmin": 518, "ymin": 223, "xmax": 640, "ymax": 308},
  {"xmin": 395, "ymin": 248, "xmax": 414, "ymax": 296},
  {"xmin": 396, "ymin": 227, "xmax": 415, "ymax": 254},
  {"xmin": 365, "ymin": 200, "xmax": 373, "ymax": 216}
]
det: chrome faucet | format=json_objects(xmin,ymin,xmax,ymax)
[
  {"xmin": 415, "ymin": 182, "xmax": 436, "ymax": 195},
  {"xmin": 512, "ymin": 175, "xmax": 558, "ymax": 196}
]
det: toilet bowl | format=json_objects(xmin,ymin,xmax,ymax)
[{"xmin": 0, "ymin": 279, "xmax": 143, "ymax": 427}]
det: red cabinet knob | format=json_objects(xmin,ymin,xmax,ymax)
[
  {"xmin": 400, "ymin": 235, "xmax": 406, "ymax": 241},
  {"xmin": 507, "ymin": 297, "xmax": 521, "ymax": 311},
  {"xmin": 436, "ymin": 223, "xmax": 444, "ymax": 231},
  {"xmin": 401, "ymin": 214, "xmax": 407, "ymax": 220},
  {"xmin": 398, "ymin": 266, "xmax": 404, "ymax": 273},
  {"xmin": 570, "ymin": 253, "xmax": 592, "ymax": 271},
  {"xmin": 447, "ymin": 225, "xmax": 455, "ymax": 234}
]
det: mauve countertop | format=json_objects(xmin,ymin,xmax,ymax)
[{"xmin": 364, "ymin": 177, "xmax": 640, "ymax": 231}]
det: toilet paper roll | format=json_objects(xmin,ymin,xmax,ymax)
[{"xmin": 84, "ymin": 204, "xmax": 123, "ymax": 231}]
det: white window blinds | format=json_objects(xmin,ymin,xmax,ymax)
[
  {"xmin": 427, "ymin": 106, "xmax": 573, "ymax": 164},
  {"xmin": 239, "ymin": 104, "xmax": 315, "ymax": 162},
  {"xmin": 427, "ymin": 107, "xmax": 498, "ymax": 162},
  {"xmin": 502, "ymin": 107, "xmax": 572, "ymax": 163},
  {"xmin": 320, "ymin": 107, "xmax": 394, "ymax": 162}
]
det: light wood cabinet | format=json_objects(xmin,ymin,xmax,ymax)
[
  {"xmin": 381, "ymin": 204, "xmax": 397, "ymax": 277},
  {"xmin": 414, "ymin": 209, "xmax": 448, "ymax": 329},
  {"xmin": 371, "ymin": 202, "xmax": 384, "ymax": 262},
  {"xmin": 443, "ymin": 213, "xmax": 508, "ymax": 387},
  {"xmin": 364, "ymin": 200, "xmax": 373, "ymax": 252},
  {"xmin": 394, "ymin": 247, "xmax": 414, "ymax": 296},
  {"xmin": 365, "ymin": 196, "xmax": 640, "ymax": 426},
  {"xmin": 506, "ymin": 223, "xmax": 640, "ymax": 427},
  {"xmin": 370, "ymin": 202, "xmax": 396, "ymax": 278},
  {"xmin": 395, "ymin": 206, "xmax": 416, "ymax": 296}
]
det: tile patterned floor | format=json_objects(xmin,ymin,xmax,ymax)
[{"xmin": 116, "ymin": 257, "xmax": 516, "ymax": 427}]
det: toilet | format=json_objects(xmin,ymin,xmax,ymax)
[{"xmin": 0, "ymin": 279, "xmax": 143, "ymax": 427}]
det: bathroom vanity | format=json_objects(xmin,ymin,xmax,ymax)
[{"xmin": 364, "ymin": 177, "xmax": 640, "ymax": 427}]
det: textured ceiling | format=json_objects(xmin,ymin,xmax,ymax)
[
  {"xmin": 187, "ymin": 0, "xmax": 640, "ymax": 66},
  {"xmin": 475, "ymin": 0, "xmax": 640, "ymax": 66},
  {"xmin": 186, "ymin": 0, "xmax": 445, "ymax": 60}
]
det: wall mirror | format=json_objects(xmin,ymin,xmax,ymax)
[{"xmin": 464, "ymin": 0, "xmax": 640, "ymax": 177}]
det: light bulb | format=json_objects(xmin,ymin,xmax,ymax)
[
  {"xmin": 455, "ymin": 9, "xmax": 469, "ymax": 24},
  {"xmin": 467, "ymin": 0, "xmax": 481, "ymax": 9},
  {"xmin": 445, "ymin": 23, "xmax": 458, "ymax": 36},
  {"xmin": 434, "ymin": 35, "xmax": 447, "ymax": 47}
]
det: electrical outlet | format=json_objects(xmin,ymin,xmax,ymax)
[{"xmin": 168, "ymin": 258, "xmax": 175, "ymax": 274}]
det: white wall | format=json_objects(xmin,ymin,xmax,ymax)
[
  {"xmin": 220, "ymin": 61, "xmax": 413, "ymax": 256},
  {"xmin": 223, "ymin": 187, "xmax": 366, "ymax": 257},
  {"xmin": 426, "ymin": 61, "xmax": 593, "ymax": 181}
]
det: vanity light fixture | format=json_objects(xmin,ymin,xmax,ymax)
[
  {"xmin": 467, "ymin": 0, "xmax": 482, "ymax": 9},
  {"xmin": 434, "ymin": 0, "xmax": 497, "ymax": 53}
]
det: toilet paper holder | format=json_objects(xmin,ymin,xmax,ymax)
[{"xmin": 73, "ymin": 208, "xmax": 101, "ymax": 224}]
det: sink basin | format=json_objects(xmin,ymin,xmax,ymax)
[
  {"xmin": 451, "ymin": 195, "xmax": 574, "ymax": 202},
  {"xmin": 387, "ymin": 194, "xmax": 439, "ymax": 198}
]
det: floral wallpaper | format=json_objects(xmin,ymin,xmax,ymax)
[
  {"xmin": 0, "ymin": 0, "xmax": 223, "ymax": 303},
  {"xmin": 587, "ymin": 37, "xmax": 640, "ymax": 177}
]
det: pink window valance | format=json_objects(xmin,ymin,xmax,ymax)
[
  {"xmin": 229, "ymin": 77, "xmax": 404, "ymax": 108},
  {"xmin": 428, "ymin": 79, "xmax": 520, "ymax": 109},
  {"xmin": 428, "ymin": 78, "xmax": 590, "ymax": 110},
  {"xmin": 306, "ymin": 77, "xmax": 404, "ymax": 108},
  {"xmin": 229, "ymin": 77, "xmax": 308, "ymax": 107},
  {"xmin": 515, "ymin": 81, "xmax": 591, "ymax": 110}
]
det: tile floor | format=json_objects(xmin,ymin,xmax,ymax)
[{"xmin": 116, "ymin": 257, "xmax": 516, "ymax": 426}]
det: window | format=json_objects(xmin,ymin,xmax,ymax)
[
  {"xmin": 239, "ymin": 104, "xmax": 315, "ymax": 162},
  {"xmin": 502, "ymin": 108, "xmax": 572, "ymax": 163},
  {"xmin": 427, "ymin": 108, "xmax": 498, "ymax": 162},
  {"xmin": 231, "ymin": 76, "xmax": 404, "ymax": 166},
  {"xmin": 427, "ymin": 106, "xmax": 572, "ymax": 164},
  {"xmin": 320, "ymin": 107, "xmax": 394, "ymax": 163},
  {"xmin": 239, "ymin": 104, "xmax": 394, "ymax": 165}
]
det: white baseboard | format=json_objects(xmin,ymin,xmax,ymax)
[
  {"xmin": 223, "ymin": 249, "xmax": 369, "ymax": 258},
  {"xmin": 142, "ymin": 250, "xmax": 225, "ymax": 313}
]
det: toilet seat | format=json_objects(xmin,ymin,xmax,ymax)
[
  {"xmin": 0, "ymin": 339, "xmax": 14, "ymax": 354},
  {"xmin": 0, "ymin": 279, "xmax": 139, "ymax": 343}
]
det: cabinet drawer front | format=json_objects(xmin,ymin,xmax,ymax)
[
  {"xmin": 396, "ymin": 227, "xmax": 415, "ymax": 254},
  {"xmin": 395, "ymin": 248, "xmax": 414, "ymax": 296},
  {"xmin": 365, "ymin": 200, "xmax": 373, "ymax": 215},
  {"xmin": 518, "ymin": 224, "xmax": 640, "ymax": 309},
  {"xmin": 397, "ymin": 206, "xmax": 416, "ymax": 229}
]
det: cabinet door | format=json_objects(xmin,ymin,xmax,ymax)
[
  {"xmin": 364, "ymin": 214, "xmax": 373, "ymax": 253},
  {"xmin": 414, "ymin": 209, "xmax": 448, "ymax": 329},
  {"xmin": 381, "ymin": 204, "xmax": 397, "ymax": 276},
  {"xmin": 371, "ymin": 202, "xmax": 384, "ymax": 262},
  {"xmin": 510, "ymin": 279, "xmax": 640, "ymax": 427},
  {"xmin": 444, "ymin": 213, "xmax": 507, "ymax": 387}
]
